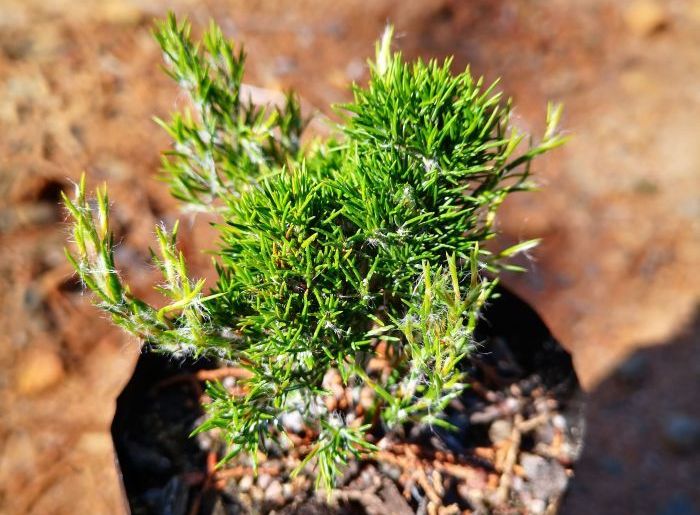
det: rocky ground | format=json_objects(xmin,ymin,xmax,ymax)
[{"xmin": 0, "ymin": 0, "xmax": 698, "ymax": 513}]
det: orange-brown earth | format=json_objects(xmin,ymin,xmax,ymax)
[{"xmin": 0, "ymin": 1, "xmax": 698, "ymax": 513}]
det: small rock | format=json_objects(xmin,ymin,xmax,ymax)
[
  {"xmin": 257, "ymin": 473, "xmax": 272, "ymax": 490},
  {"xmin": 378, "ymin": 462, "xmax": 402, "ymax": 481},
  {"xmin": 535, "ymin": 423, "xmax": 555, "ymax": 446},
  {"xmin": 662, "ymin": 414, "xmax": 700, "ymax": 453},
  {"xmin": 222, "ymin": 376, "xmax": 236, "ymax": 390},
  {"xmin": 280, "ymin": 411, "xmax": 304, "ymax": 433},
  {"xmin": 521, "ymin": 453, "xmax": 548, "ymax": 480},
  {"xmin": 265, "ymin": 480, "xmax": 284, "ymax": 505},
  {"xmin": 489, "ymin": 419, "xmax": 513, "ymax": 444},
  {"xmin": 525, "ymin": 498, "xmax": 547, "ymax": 514},
  {"xmin": 504, "ymin": 397, "xmax": 521, "ymax": 414},
  {"xmin": 624, "ymin": 1, "xmax": 669, "ymax": 36},
  {"xmin": 250, "ymin": 484, "xmax": 264, "ymax": 502},
  {"xmin": 512, "ymin": 474, "xmax": 524, "ymax": 492},
  {"xmin": 16, "ymin": 348, "xmax": 64, "ymax": 395},
  {"xmin": 551, "ymin": 414, "xmax": 567, "ymax": 431},
  {"xmin": 357, "ymin": 464, "xmax": 379, "ymax": 490},
  {"xmin": 238, "ymin": 474, "xmax": 253, "ymax": 492},
  {"xmin": 520, "ymin": 453, "xmax": 569, "ymax": 501}
]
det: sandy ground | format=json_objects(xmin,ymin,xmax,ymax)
[{"xmin": 0, "ymin": 0, "xmax": 698, "ymax": 513}]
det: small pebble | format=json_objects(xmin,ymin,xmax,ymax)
[
  {"xmin": 222, "ymin": 376, "xmax": 236, "ymax": 389},
  {"xmin": 520, "ymin": 453, "xmax": 569, "ymax": 500},
  {"xmin": 238, "ymin": 474, "xmax": 253, "ymax": 492},
  {"xmin": 521, "ymin": 452, "xmax": 548, "ymax": 480},
  {"xmin": 504, "ymin": 397, "xmax": 520, "ymax": 413},
  {"xmin": 379, "ymin": 462, "xmax": 402, "ymax": 481},
  {"xmin": 280, "ymin": 411, "xmax": 304, "ymax": 433},
  {"xmin": 250, "ymin": 485, "xmax": 263, "ymax": 502},
  {"xmin": 526, "ymin": 498, "xmax": 547, "ymax": 514},
  {"xmin": 358, "ymin": 464, "xmax": 378, "ymax": 488},
  {"xmin": 662, "ymin": 414, "xmax": 700, "ymax": 454},
  {"xmin": 535, "ymin": 424, "xmax": 555, "ymax": 446},
  {"xmin": 512, "ymin": 475, "xmax": 524, "ymax": 491},
  {"xmin": 552, "ymin": 414, "xmax": 567, "ymax": 431},
  {"xmin": 257, "ymin": 473, "xmax": 272, "ymax": 490},
  {"xmin": 265, "ymin": 480, "xmax": 284, "ymax": 505},
  {"xmin": 489, "ymin": 419, "xmax": 513, "ymax": 443}
]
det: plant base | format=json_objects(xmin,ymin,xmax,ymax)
[{"xmin": 112, "ymin": 287, "xmax": 584, "ymax": 514}]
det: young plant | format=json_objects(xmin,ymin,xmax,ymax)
[{"xmin": 64, "ymin": 14, "xmax": 565, "ymax": 492}]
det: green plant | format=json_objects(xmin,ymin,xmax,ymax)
[{"xmin": 64, "ymin": 15, "xmax": 565, "ymax": 492}]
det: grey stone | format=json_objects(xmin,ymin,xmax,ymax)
[
  {"xmin": 520, "ymin": 453, "xmax": 569, "ymax": 501},
  {"xmin": 238, "ymin": 474, "xmax": 253, "ymax": 492},
  {"xmin": 280, "ymin": 411, "xmax": 304, "ymax": 433},
  {"xmin": 662, "ymin": 414, "xmax": 700, "ymax": 453},
  {"xmin": 264, "ymin": 480, "xmax": 284, "ymax": 505},
  {"xmin": 257, "ymin": 472, "xmax": 272, "ymax": 490}
]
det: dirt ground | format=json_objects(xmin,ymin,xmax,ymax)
[{"xmin": 0, "ymin": 0, "xmax": 698, "ymax": 513}]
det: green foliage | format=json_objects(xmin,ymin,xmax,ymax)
[
  {"xmin": 62, "ymin": 177, "xmax": 226, "ymax": 353},
  {"xmin": 64, "ymin": 15, "xmax": 565, "ymax": 492},
  {"xmin": 292, "ymin": 418, "xmax": 377, "ymax": 492},
  {"xmin": 153, "ymin": 15, "xmax": 304, "ymax": 208},
  {"xmin": 369, "ymin": 252, "xmax": 496, "ymax": 430}
]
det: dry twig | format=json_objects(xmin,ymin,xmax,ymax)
[{"xmin": 492, "ymin": 413, "xmax": 523, "ymax": 505}]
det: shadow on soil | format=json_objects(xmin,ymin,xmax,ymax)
[{"xmin": 562, "ymin": 308, "xmax": 700, "ymax": 515}]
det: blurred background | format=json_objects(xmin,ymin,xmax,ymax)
[{"xmin": 0, "ymin": 0, "xmax": 698, "ymax": 513}]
